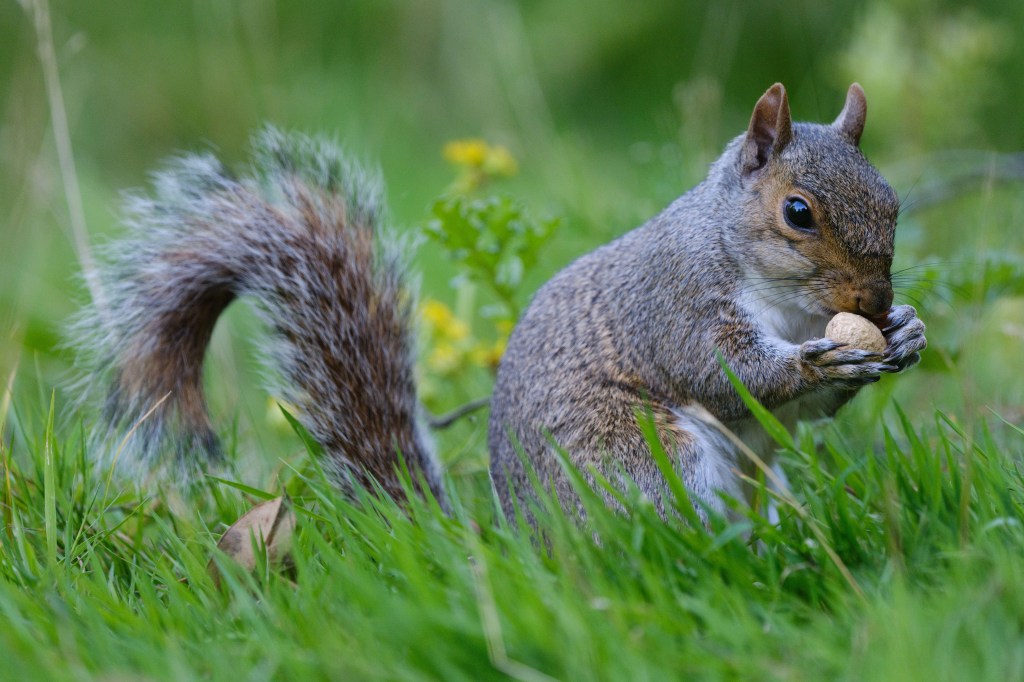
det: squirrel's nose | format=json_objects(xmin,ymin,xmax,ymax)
[{"xmin": 855, "ymin": 284, "xmax": 893, "ymax": 317}]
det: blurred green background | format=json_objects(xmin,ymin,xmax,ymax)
[{"xmin": 1, "ymin": 0, "xmax": 1022, "ymax": 482}]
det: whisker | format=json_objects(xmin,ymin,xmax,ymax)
[
  {"xmin": 894, "ymin": 290, "xmax": 926, "ymax": 309},
  {"xmin": 897, "ymin": 178, "xmax": 922, "ymax": 219},
  {"xmin": 889, "ymin": 260, "xmax": 959, "ymax": 276},
  {"xmin": 752, "ymin": 281, "xmax": 826, "ymax": 300},
  {"xmin": 755, "ymin": 289, "xmax": 820, "ymax": 315},
  {"xmin": 739, "ymin": 282, "xmax": 806, "ymax": 297}
]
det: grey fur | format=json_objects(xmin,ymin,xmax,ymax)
[
  {"xmin": 488, "ymin": 83, "xmax": 927, "ymax": 522},
  {"xmin": 71, "ymin": 126, "xmax": 444, "ymax": 503}
]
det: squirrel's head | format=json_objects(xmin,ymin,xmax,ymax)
[{"xmin": 729, "ymin": 83, "xmax": 900, "ymax": 319}]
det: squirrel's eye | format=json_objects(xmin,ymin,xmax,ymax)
[{"xmin": 783, "ymin": 197, "xmax": 814, "ymax": 231}]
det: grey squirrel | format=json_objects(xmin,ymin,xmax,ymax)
[{"xmin": 73, "ymin": 83, "xmax": 926, "ymax": 520}]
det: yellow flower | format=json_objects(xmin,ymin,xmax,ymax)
[
  {"xmin": 443, "ymin": 139, "xmax": 518, "ymax": 192},
  {"xmin": 422, "ymin": 299, "xmax": 454, "ymax": 326},
  {"xmin": 428, "ymin": 342, "xmax": 463, "ymax": 374},
  {"xmin": 422, "ymin": 299, "xmax": 469, "ymax": 341},
  {"xmin": 443, "ymin": 139, "xmax": 489, "ymax": 167},
  {"xmin": 483, "ymin": 145, "xmax": 518, "ymax": 177},
  {"xmin": 471, "ymin": 337, "xmax": 507, "ymax": 370},
  {"xmin": 446, "ymin": 317, "xmax": 470, "ymax": 342}
]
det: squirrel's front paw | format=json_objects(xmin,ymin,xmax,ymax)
[
  {"xmin": 799, "ymin": 338, "xmax": 896, "ymax": 388},
  {"xmin": 881, "ymin": 305, "xmax": 927, "ymax": 372}
]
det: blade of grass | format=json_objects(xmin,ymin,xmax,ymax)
[
  {"xmin": 635, "ymin": 404, "xmax": 706, "ymax": 529},
  {"xmin": 681, "ymin": 403, "xmax": 865, "ymax": 602},
  {"xmin": 43, "ymin": 391, "xmax": 57, "ymax": 567},
  {"xmin": 717, "ymin": 351, "xmax": 795, "ymax": 451},
  {"xmin": 205, "ymin": 475, "xmax": 279, "ymax": 501},
  {"xmin": 0, "ymin": 352, "xmax": 18, "ymax": 437},
  {"xmin": 22, "ymin": 0, "xmax": 105, "ymax": 311},
  {"xmin": 465, "ymin": 528, "xmax": 561, "ymax": 682},
  {"xmin": 103, "ymin": 390, "xmax": 172, "ymax": 500}
]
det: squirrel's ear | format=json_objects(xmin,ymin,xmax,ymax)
[
  {"xmin": 741, "ymin": 83, "xmax": 793, "ymax": 176},
  {"xmin": 832, "ymin": 83, "xmax": 867, "ymax": 146}
]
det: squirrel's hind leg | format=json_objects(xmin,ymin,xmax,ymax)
[
  {"xmin": 664, "ymin": 407, "xmax": 744, "ymax": 526},
  {"xmin": 578, "ymin": 402, "xmax": 743, "ymax": 528}
]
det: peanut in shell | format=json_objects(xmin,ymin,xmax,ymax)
[{"xmin": 825, "ymin": 312, "xmax": 887, "ymax": 352}]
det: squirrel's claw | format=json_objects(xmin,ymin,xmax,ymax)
[
  {"xmin": 882, "ymin": 305, "xmax": 927, "ymax": 372},
  {"xmin": 881, "ymin": 304, "xmax": 918, "ymax": 333},
  {"xmin": 799, "ymin": 338, "xmax": 893, "ymax": 387},
  {"xmin": 799, "ymin": 338, "xmax": 844, "ymax": 360},
  {"xmin": 888, "ymin": 352, "xmax": 922, "ymax": 372},
  {"xmin": 815, "ymin": 348, "xmax": 885, "ymax": 367}
]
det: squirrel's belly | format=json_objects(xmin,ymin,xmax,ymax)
[{"xmin": 669, "ymin": 406, "xmax": 744, "ymax": 517}]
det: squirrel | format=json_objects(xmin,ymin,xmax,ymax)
[
  {"xmin": 490, "ymin": 83, "xmax": 926, "ymax": 522},
  {"xmin": 73, "ymin": 83, "xmax": 926, "ymax": 522}
]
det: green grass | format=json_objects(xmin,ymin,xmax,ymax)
[{"xmin": 2, "ymin": 393, "xmax": 1023, "ymax": 681}]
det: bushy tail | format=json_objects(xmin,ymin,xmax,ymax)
[{"xmin": 72, "ymin": 127, "xmax": 443, "ymax": 503}]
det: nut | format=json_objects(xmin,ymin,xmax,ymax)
[{"xmin": 825, "ymin": 312, "xmax": 887, "ymax": 352}]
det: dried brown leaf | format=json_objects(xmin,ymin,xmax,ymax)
[{"xmin": 208, "ymin": 495, "xmax": 296, "ymax": 586}]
